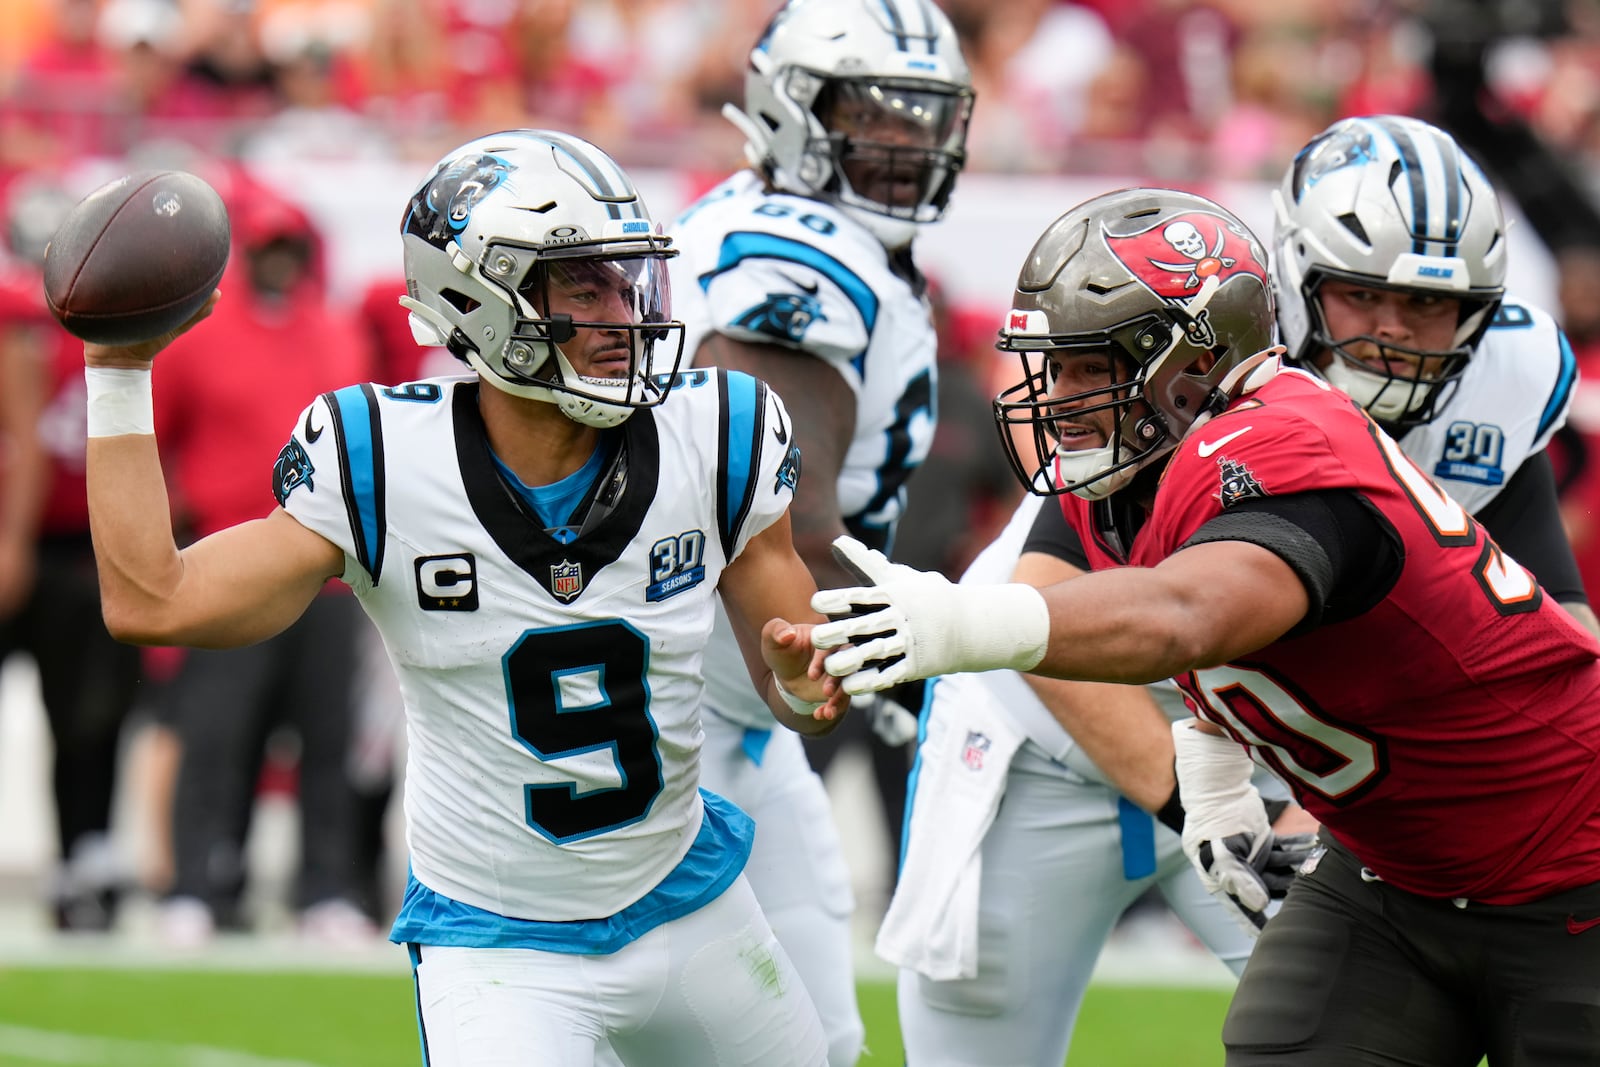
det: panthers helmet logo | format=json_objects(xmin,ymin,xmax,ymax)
[
  {"xmin": 403, "ymin": 153, "xmax": 511, "ymax": 248},
  {"xmin": 734, "ymin": 291, "xmax": 826, "ymax": 344}
]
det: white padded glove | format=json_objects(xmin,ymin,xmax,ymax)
[
  {"xmin": 811, "ymin": 536, "xmax": 1050, "ymax": 695},
  {"xmin": 1174, "ymin": 719, "xmax": 1314, "ymax": 937}
]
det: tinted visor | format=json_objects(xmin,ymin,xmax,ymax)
[{"xmin": 517, "ymin": 252, "xmax": 672, "ymax": 332}]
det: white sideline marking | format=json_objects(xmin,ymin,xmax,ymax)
[{"xmin": 0, "ymin": 1023, "xmax": 334, "ymax": 1067}]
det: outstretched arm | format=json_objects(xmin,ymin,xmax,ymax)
[
  {"xmin": 85, "ymin": 297, "xmax": 346, "ymax": 648},
  {"xmin": 812, "ymin": 535, "xmax": 1309, "ymax": 692},
  {"xmin": 1011, "ymin": 549, "xmax": 1182, "ymax": 815}
]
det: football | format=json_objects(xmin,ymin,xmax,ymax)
[{"xmin": 42, "ymin": 170, "xmax": 230, "ymax": 345}]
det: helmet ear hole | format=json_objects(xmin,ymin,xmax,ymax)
[{"xmin": 440, "ymin": 288, "xmax": 480, "ymax": 315}]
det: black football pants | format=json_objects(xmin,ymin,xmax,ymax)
[{"xmin": 1223, "ymin": 832, "xmax": 1600, "ymax": 1066}]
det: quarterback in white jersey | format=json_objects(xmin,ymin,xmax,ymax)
[
  {"xmin": 886, "ymin": 117, "xmax": 1591, "ymax": 1067},
  {"xmin": 282, "ymin": 367, "xmax": 801, "ymax": 925},
  {"xmin": 670, "ymin": 2, "xmax": 974, "ymax": 1064},
  {"xmin": 81, "ymin": 130, "xmax": 847, "ymax": 1067}
]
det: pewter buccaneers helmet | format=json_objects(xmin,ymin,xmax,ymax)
[
  {"xmin": 727, "ymin": 0, "xmax": 974, "ymax": 249},
  {"xmin": 1273, "ymin": 114, "xmax": 1507, "ymax": 428},
  {"xmin": 995, "ymin": 188, "xmax": 1278, "ymax": 500},
  {"xmin": 400, "ymin": 130, "xmax": 685, "ymax": 428}
]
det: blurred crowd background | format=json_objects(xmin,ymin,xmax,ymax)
[
  {"xmin": 4, "ymin": 0, "xmax": 1600, "ymax": 181},
  {"xmin": 6, "ymin": 0, "xmax": 1600, "ymax": 952}
]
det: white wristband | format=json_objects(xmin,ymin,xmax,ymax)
[
  {"xmin": 773, "ymin": 675, "xmax": 825, "ymax": 717},
  {"xmin": 85, "ymin": 367, "xmax": 154, "ymax": 437},
  {"xmin": 1172, "ymin": 719, "xmax": 1266, "ymax": 836},
  {"xmin": 949, "ymin": 582, "xmax": 1051, "ymax": 673}
]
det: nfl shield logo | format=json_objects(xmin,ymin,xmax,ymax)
[
  {"xmin": 551, "ymin": 559, "xmax": 583, "ymax": 602},
  {"xmin": 961, "ymin": 730, "xmax": 991, "ymax": 771}
]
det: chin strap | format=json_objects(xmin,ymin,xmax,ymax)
[
  {"xmin": 398, "ymin": 294, "xmax": 454, "ymax": 347},
  {"xmin": 1187, "ymin": 346, "xmax": 1286, "ymax": 440}
]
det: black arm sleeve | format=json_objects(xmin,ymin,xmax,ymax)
[
  {"xmin": 1473, "ymin": 450, "xmax": 1590, "ymax": 606},
  {"xmin": 1021, "ymin": 496, "xmax": 1090, "ymax": 571},
  {"xmin": 1180, "ymin": 490, "xmax": 1404, "ymax": 637}
]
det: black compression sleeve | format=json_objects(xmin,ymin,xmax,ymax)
[
  {"xmin": 1022, "ymin": 497, "xmax": 1090, "ymax": 570},
  {"xmin": 1181, "ymin": 490, "xmax": 1403, "ymax": 635},
  {"xmin": 1472, "ymin": 450, "xmax": 1590, "ymax": 605}
]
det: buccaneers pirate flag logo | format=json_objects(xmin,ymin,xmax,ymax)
[{"xmin": 1104, "ymin": 211, "xmax": 1269, "ymax": 299}]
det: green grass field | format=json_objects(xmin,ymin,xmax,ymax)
[{"xmin": 0, "ymin": 967, "xmax": 1232, "ymax": 1066}]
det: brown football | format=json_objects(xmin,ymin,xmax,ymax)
[{"xmin": 42, "ymin": 170, "xmax": 230, "ymax": 345}]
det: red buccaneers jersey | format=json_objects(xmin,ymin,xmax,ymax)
[{"xmin": 1060, "ymin": 364, "xmax": 1600, "ymax": 903}]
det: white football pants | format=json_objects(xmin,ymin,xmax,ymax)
[
  {"xmin": 699, "ymin": 716, "xmax": 863, "ymax": 1067},
  {"xmin": 411, "ymin": 873, "xmax": 828, "ymax": 1067},
  {"xmin": 897, "ymin": 737, "xmax": 1256, "ymax": 1067}
]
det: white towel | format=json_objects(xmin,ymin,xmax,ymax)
[{"xmin": 875, "ymin": 671, "xmax": 1025, "ymax": 980}]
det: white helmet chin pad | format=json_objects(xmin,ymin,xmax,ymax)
[
  {"xmin": 1321, "ymin": 358, "xmax": 1424, "ymax": 424},
  {"xmin": 550, "ymin": 350, "xmax": 654, "ymax": 429},
  {"xmin": 1054, "ymin": 446, "xmax": 1144, "ymax": 501}
]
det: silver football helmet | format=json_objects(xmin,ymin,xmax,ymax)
[
  {"xmin": 400, "ymin": 130, "xmax": 684, "ymax": 428},
  {"xmin": 727, "ymin": 0, "xmax": 974, "ymax": 249},
  {"xmin": 1273, "ymin": 114, "xmax": 1507, "ymax": 428},
  {"xmin": 995, "ymin": 188, "xmax": 1279, "ymax": 500}
]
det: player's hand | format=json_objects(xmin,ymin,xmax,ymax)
[
  {"xmin": 1193, "ymin": 830, "xmax": 1271, "ymax": 931},
  {"xmin": 810, "ymin": 536, "xmax": 1048, "ymax": 694},
  {"xmin": 1258, "ymin": 832, "xmax": 1320, "ymax": 899},
  {"xmin": 761, "ymin": 618, "xmax": 849, "ymax": 723},
  {"xmin": 83, "ymin": 290, "xmax": 220, "ymax": 369},
  {"xmin": 1174, "ymin": 719, "xmax": 1310, "ymax": 937}
]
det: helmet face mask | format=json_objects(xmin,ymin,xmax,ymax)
[
  {"xmin": 995, "ymin": 319, "xmax": 1174, "ymax": 498},
  {"xmin": 1302, "ymin": 271, "xmax": 1475, "ymax": 427},
  {"xmin": 400, "ymin": 130, "xmax": 686, "ymax": 428},
  {"xmin": 1273, "ymin": 115, "xmax": 1506, "ymax": 430},
  {"xmin": 809, "ymin": 75, "xmax": 972, "ymax": 224},
  {"xmin": 994, "ymin": 189, "xmax": 1278, "ymax": 500},
  {"xmin": 732, "ymin": 0, "xmax": 974, "ymax": 247}
]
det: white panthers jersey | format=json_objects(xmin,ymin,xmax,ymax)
[
  {"xmin": 275, "ymin": 369, "xmax": 799, "ymax": 925},
  {"xmin": 1399, "ymin": 297, "xmax": 1576, "ymax": 512},
  {"xmin": 672, "ymin": 170, "xmax": 937, "ymax": 727}
]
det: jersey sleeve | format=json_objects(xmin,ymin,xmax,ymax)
[
  {"xmin": 1495, "ymin": 301, "xmax": 1578, "ymax": 456},
  {"xmin": 695, "ymin": 230, "xmax": 876, "ymax": 380},
  {"xmin": 272, "ymin": 383, "xmax": 388, "ymax": 592},
  {"xmin": 715, "ymin": 369, "xmax": 801, "ymax": 563},
  {"xmin": 1152, "ymin": 388, "xmax": 1367, "ymax": 557}
]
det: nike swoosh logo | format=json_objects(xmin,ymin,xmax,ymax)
[
  {"xmin": 1196, "ymin": 426, "xmax": 1252, "ymax": 458},
  {"xmin": 303, "ymin": 407, "xmax": 323, "ymax": 444},
  {"xmin": 1568, "ymin": 914, "xmax": 1600, "ymax": 935},
  {"xmin": 779, "ymin": 272, "xmax": 820, "ymax": 296},
  {"xmin": 771, "ymin": 398, "xmax": 789, "ymax": 445}
]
